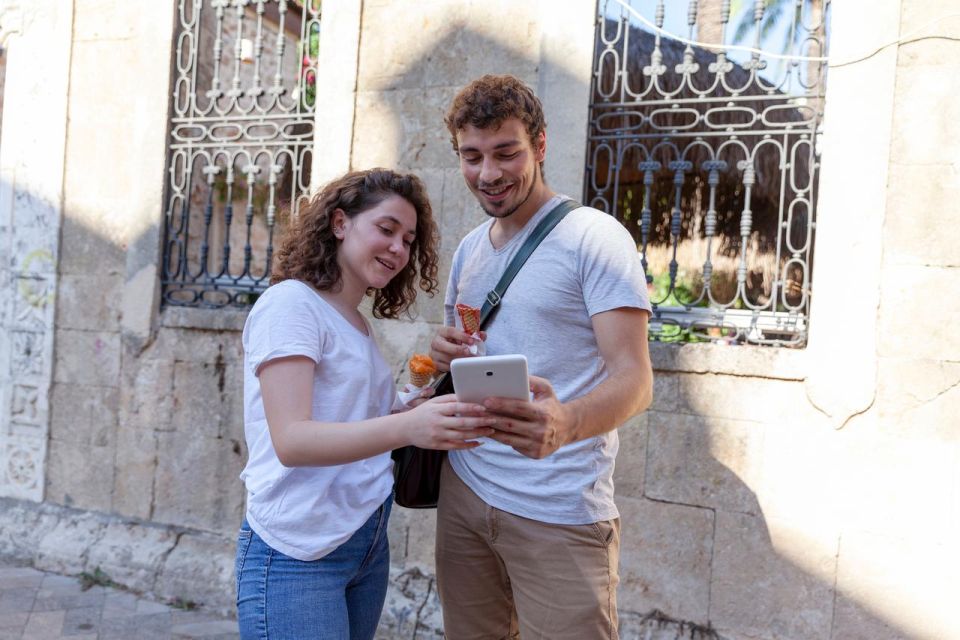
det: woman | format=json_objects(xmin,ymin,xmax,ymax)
[{"xmin": 236, "ymin": 168, "xmax": 495, "ymax": 639}]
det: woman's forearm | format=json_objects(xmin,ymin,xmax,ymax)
[{"xmin": 270, "ymin": 412, "xmax": 411, "ymax": 467}]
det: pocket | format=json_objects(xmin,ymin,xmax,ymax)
[
  {"xmin": 588, "ymin": 519, "xmax": 617, "ymax": 549},
  {"xmin": 235, "ymin": 527, "xmax": 254, "ymax": 596}
]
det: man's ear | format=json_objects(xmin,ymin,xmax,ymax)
[{"xmin": 535, "ymin": 131, "xmax": 547, "ymax": 163}]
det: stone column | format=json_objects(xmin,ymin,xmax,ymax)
[
  {"xmin": 311, "ymin": 0, "xmax": 362, "ymax": 192},
  {"xmin": 536, "ymin": 0, "xmax": 596, "ymax": 198},
  {"xmin": 0, "ymin": 0, "xmax": 73, "ymax": 501},
  {"xmin": 804, "ymin": 0, "xmax": 903, "ymax": 427}
]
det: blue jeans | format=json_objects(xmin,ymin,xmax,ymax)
[{"xmin": 236, "ymin": 498, "xmax": 392, "ymax": 640}]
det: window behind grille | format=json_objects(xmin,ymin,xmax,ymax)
[
  {"xmin": 161, "ymin": 0, "xmax": 321, "ymax": 308},
  {"xmin": 585, "ymin": 0, "xmax": 830, "ymax": 346}
]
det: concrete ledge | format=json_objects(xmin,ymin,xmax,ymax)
[
  {"xmin": 159, "ymin": 307, "xmax": 249, "ymax": 333},
  {"xmin": 0, "ymin": 497, "xmax": 727, "ymax": 638},
  {"xmin": 0, "ymin": 497, "xmax": 235, "ymax": 614},
  {"xmin": 650, "ymin": 342, "xmax": 807, "ymax": 380}
]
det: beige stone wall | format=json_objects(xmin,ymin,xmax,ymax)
[
  {"xmin": 0, "ymin": 0, "xmax": 73, "ymax": 501},
  {"xmin": 343, "ymin": 6, "xmax": 598, "ymax": 630},
  {"xmin": 350, "ymin": 0, "xmax": 594, "ymax": 349},
  {"xmin": 354, "ymin": 1, "xmax": 960, "ymax": 639},
  {"xmin": 0, "ymin": 0, "xmax": 955, "ymax": 638},
  {"xmin": 45, "ymin": 0, "xmax": 246, "ymax": 584},
  {"xmin": 32, "ymin": 0, "xmax": 249, "ymax": 610}
]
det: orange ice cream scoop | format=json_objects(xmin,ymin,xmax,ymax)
[
  {"xmin": 456, "ymin": 303, "xmax": 481, "ymax": 335},
  {"xmin": 409, "ymin": 354, "xmax": 436, "ymax": 375},
  {"xmin": 408, "ymin": 354, "xmax": 436, "ymax": 388}
]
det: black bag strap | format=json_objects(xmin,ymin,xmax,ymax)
[
  {"xmin": 430, "ymin": 198, "xmax": 581, "ymax": 394},
  {"xmin": 477, "ymin": 198, "xmax": 581, "ymax": 329}
]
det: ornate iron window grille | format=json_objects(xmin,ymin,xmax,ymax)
[
  {"xmin": 586, "ymin": 0, "xmax": 830, "ymax": 346},
  {"xmin": 162, "ymin": 0, "xmax": 320, "ymax": 308}
]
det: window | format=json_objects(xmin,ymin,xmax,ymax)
[
  {"xmin": 585, "ymin": 0, "xmax": 830, "ymax": 346},
  {"xmin": 162, "ymin": 0, "xmax": 321, "ymax": 307}
]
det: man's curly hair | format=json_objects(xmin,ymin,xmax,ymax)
[
  {"xmin": 444, "ymin": 74, "xmax": 547, "ymax": 172},
  {"xmin": 270, "ymin": 168, "xmax": 439, "ymax": 319}
]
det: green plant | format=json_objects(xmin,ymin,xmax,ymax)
[
  {"xmin": 301, "ymin": 21, "xmax": 320, "ymax": 109},
  {"xmin": 212, "ymin": 173, "xmax": 271, "ymax": 211},
  {"xmin": 170, "ymin": 597, "xmax": 199, "ymax": 611},
  {"xmin": 78, "ymin": 567, "xmax": 121, "ymax": 592}
]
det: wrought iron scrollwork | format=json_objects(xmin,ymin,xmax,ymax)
[
  {"xmin": 162, "ymin": 0, "xmax": 321, "ymax": 308},
  {"xmin": 586, "ymin": 0, "xmax": 830, "ymax": 346}
]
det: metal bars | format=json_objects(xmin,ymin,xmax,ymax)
[
  {"xmin": 162, "ymin": 0, "xmax": 320, "ymax": 308},
  {"xmin": 585, "ymin": 0, "xmax": 830, "ymax": 346}
]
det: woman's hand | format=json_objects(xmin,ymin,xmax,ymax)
[
  {"xmin": 404, "ymin": 394, "xmax": 497, "ymax": 450},
  {"xmin": 406, "ymin": 385, "xmax": 435, "ymax": 409}
]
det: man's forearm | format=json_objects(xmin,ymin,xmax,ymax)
[{"xmin": 562, "ymin": 363, "xmax": 653, "ymax": 445}]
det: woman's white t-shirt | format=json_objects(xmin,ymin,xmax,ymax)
[{"xmin": 240, "ymin": 279, "xmax": 395, "ymax": 561}]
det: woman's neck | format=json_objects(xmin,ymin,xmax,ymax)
[{"xmin": 308, "ymin": 280, "xmax": 368, "ymax": 333}]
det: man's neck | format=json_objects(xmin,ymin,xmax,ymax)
[{"xmin": 489, "ymin": 186, "xmax": 556, "ymax": 249}]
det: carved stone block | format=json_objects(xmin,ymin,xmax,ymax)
[
  {"xmin": 9, "ymin": 383, "xmax": 43, "ymax": 433},
  {"xmin": 10, "ymin": 330, "xmax": 44, "ymax": 378},
  {"xmin": 0, "ymin": 437, "xmax": 45, "ymax": 500}
]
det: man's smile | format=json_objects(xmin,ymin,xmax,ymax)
[{"xmin": 479, "ymin": 182, "xmax": 514, "ymax": 202}]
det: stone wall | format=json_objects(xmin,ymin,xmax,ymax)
[
  {"xmin": 28, "ymin": 0, "xmax": 247, "ymax": 613},
  {"xmin": 0, "ymin": 1, "xmax": 956, "ymax": 639},
  {"xmin": 353, "ymin": 1, "xmax": 960, "ymax": 639},
  {"xmin": 0, "ymin": 0, "xmax": 72, "ymax": 502}
]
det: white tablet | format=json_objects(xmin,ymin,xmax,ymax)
[{"xmin": 451, "ymin": 354, "xmax": 530, "ymax": 404}]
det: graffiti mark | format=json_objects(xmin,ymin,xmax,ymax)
[{"xmin": 17, "ymin": 249, "xmax": 55, "ymax": 308}]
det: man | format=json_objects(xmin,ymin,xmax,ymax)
[{"xmin": 429, "ymin": 74, "xmax": 654, "ymax": 639}]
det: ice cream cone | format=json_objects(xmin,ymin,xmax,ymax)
[
  {"xmin": 408, "ymin": 354, "xmax": 437, "ymax": 388},
  {"xmin": 456, "ymin": 303, "xmax": 481, "ymax": 335},
  {"xmin": 409, "ymin": 370, "xmax": 433, "ymax": 388}
]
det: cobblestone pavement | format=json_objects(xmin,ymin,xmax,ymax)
[{"xmin": 0, "ymin": 560, "xmax": 238, "ymax": 640}]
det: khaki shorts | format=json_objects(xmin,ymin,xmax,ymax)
[{"xmin": 435, "ymin": 460, "xmax": 620, "ymax": 640}]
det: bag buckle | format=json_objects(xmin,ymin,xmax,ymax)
[{"xmin": 486, "ymin": 290, "xmax": 502, "ymax": 307}]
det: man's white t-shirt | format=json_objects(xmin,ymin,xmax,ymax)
[
  {"xmin": 445, "ymin": 196, "xmax": 651, "ymax": 525},
  {"xmin": 240, "ymin": 279, "xmax": 395, "ymax": 561}
]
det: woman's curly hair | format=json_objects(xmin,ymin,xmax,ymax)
[{"xmin": 270, "ymin": 168, "xmax": 439, "ymax": 319}]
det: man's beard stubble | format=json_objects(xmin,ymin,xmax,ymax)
[{"xmin": 478, "ymin": 164, "xmax": 540, "ymax": 220}]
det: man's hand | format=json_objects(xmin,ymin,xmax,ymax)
[
  {"xmin": 429, "ymin": 326, "xmax": 485, "ymax": 372},
  {"xmin": 490, "ymin": 308, "xmax": 653, "ymax": 457},
  {"xmin": 483, "ymin": 376, "xmax": 572, "ymax": 459}
]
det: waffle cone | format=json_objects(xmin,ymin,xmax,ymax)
[
  {"xmin": 409, "ymin": 370, "xmax": 432, "ymax": 388},
  {"xmin": 456, "ymin": 303, "xmax": 481, "ymax": 335}
]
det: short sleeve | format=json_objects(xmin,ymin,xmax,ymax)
[
  {"xmin": 577, "ymin": 212, "xmax": 652, "ymax": 317},
  {"xmin": 243, "ymin": 281, "xmax": 325, "ymax": 376}
]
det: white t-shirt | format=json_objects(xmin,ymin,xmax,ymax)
[
  {"xmin": 445, "ymin": 196, "xmax": 651, "ymax": 525},
  {"xmin": 240, "ymin": 279, "xmax": 395, "ymax": 561}
]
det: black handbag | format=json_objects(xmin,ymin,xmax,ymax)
[{"xmin": 391, "ymin": 199, "xmax": 581, "ymax": 509}]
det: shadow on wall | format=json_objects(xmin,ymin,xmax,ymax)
[
  {"xmin": 619, "ymin": 382, "xmax": 914, "ymax": 640},
  {"xmin": 0, "ymin": 176, "xmax": 248, "ymax": 611},
  {"xmin": 354, "ymin": 17, "xmax": 919, "ymax": 640},
  {"xmin": 53, "ymin": 204, "xmax": 246, "ymax": 538}
]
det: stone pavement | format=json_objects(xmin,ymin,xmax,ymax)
[{"xmin": 0, "ymin": 560, "xmax": 238, "ymax": 640}]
